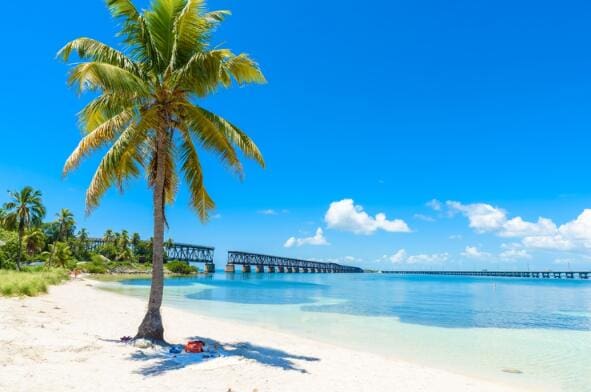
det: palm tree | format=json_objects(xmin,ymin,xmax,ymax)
[
  {"xmin": 59, "ymin": 0, "xmax": 265, "ymax": 341},
  {"xmin": 43, "ymin": 242, "xmax": 74, "ymax": 268},
  {"xmin": 23, "ymin": 229, "xmax": 46, "ymax": 257},
  {"xmin": 2, "ymin": 187, "xmax": 46, "ymax": 270},
  {"xmin": 78, "ymin": 228, "xmax": 89, "ymax": 243},
  {"xmin": 56, "ymin": 208, "xmax": 76, "ymax": 241},
  {"xmin": 103, "ymin": 229, "xmax": 115, "ymax": 242}
]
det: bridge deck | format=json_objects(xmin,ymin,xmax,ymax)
[
  {"xmin": 226, "ymin": 251, "xmax": 363, "ymax": 273},
  {"xmin": 383, "ymin": 270, "xmax": 590, "ymax": 279},
  {"xmin": 85, "ymin": 238, "xmax": 215, "ymax": 264}
]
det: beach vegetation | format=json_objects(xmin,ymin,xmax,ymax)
[
  {"xmin": 59, "ymin": 0, "xmax": 265, "ymax": 341},
  {"xmin": 165, "ymin": 260, "xmax": 197, "ymax": 275},
  {"xmin": 1, "ymin": 186, "xmax": 46, "ymax": 270},
  {"xmin": 0, "ymin": 269, "xmax": 69, "ymax": 297}
]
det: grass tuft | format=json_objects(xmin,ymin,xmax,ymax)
[{"xmin": 0, "ymin": 269, "xmax": 69, "ymax": 297}]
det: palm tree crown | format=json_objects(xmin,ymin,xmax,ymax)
[
  {"xmin": 56, "ymin": 208, "xmax": 76, "ymax": 241},
  {"xmin": 58, "ymin": 0, "xmax": 265, "ymax": 219}
]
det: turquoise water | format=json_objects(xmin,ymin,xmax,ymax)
[{"xmin": 103, "ymin": 273, "xmax": 591, "ymax": 391}]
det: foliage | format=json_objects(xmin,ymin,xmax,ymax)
[
  {"xmin": 58, "ymin": 0, "xmax": 266, "ymax": 220},
  {"xmin": 23, "ymin": 229, "xmax": 46, "ymax": 257},
  {"xmin": 56, "ymin": 208, "xmax": 76, "ymax": 241},
  {"xmin": 42, "ymin": 242, "xmax": 75, "ymax": 268},
  {"xmin": 2, "ymin": 187, "xmax": 46, "ymax": 270},
  {"xmin": 0, "ymin": 228, "xmax": 20, "ymax": 269},
  {"xmin": 165, "ymin": 260, "xmax": 197, "ymax": 275},
  {"xmin": 0, "ymin": 269, "xmax": 69, "ymax": 297}
]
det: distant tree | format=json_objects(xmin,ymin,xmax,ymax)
[
  {"xmin": 116, "ymin": 230, "xmax": 133, "ymax": 261},
  {"xmin": 59, "ymin": 0, "xmax": 265, "ymax": 341},
  {"xmin": 131, "ymin": 232, "xmax": 141, "ymax": 248},
  {"xmin": 70, "ymin": 228, "xmax": 90, "ymax": 260},
  {"xmin": 43, "ymin": 242, "xmax": 74, "ymax": 268},
  {"xmin": 103, "ymin": 229, "xmax": 115, "ymax": 243},
  {"xmin": 56, "ymin": 208, "xmax": 76, "ymax": 241},
  {"xmin": 23, "ymin": 229, "xmax": 46, "ymax": 257},
  {"xmin": 2, "ymin": 187, "xmax": 46, "ymax": 270}
]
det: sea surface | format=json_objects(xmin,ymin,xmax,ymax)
[{"xmin": 102, "ymin": 273, "xmax": 591, "ymax": 391}]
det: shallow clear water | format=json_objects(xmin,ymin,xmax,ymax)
[{"xmin": 103, "ymin": 273, "xmax": 591, "ymax": 391}]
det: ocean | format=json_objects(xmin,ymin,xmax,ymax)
[{"xmin": 102, "ymin": 273, "xmax": 591, "ymax": 391}]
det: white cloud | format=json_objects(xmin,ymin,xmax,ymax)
[
  {"xmin": 389, "ymin": 249, "xmax": 408, "ymax": 264},
  {"xmin": 461, "ymin": 246, "xmax": 491, "ymax": 259},
  {"xmin": 448, "ymin": 201, "xmax": 591, "ymax": 252},
  {"xmin": 557, "ymin": 209, "xmax": 591, "ymax": 246},
  {"xmin": 449, "ymin": 234, "xmax": 463, "ymax": 240},
  {"xmin": 284, "ymin": 228, "xmax": 329, "ymax": 248},
  {"xmin": 427, "ymin": 199, "xmax": 443, "ymax": 211},
  {"xmin": 381, "ymin": 249, "xmax": 448, "ymax": 265},
  {"xmin": 324, "ymin": 199, "xmax": 410, "ymax": 235},
  {"xmin": 414, "ymin": 213, "xmax": 435, "ymax": 222},
  {"xmin": 499, "ymin": 217, "xmax": 557, "ymax": 238},
  {"xmin": 447, "ymin": 201, "xmax": 507, "ymax": 232}
]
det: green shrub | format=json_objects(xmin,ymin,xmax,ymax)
[
  {"xmin": 0, "ymin": 269, "xmax": 69, "ymax": 297},
  {"xmin": 165, "ymin": 261, "xmax": 197, "ymax": 275}
]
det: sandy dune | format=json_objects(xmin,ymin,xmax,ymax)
[{"xmin": 0, "ymin": 278, "xmax": 523, "ymax": 392}]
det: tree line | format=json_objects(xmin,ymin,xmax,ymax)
[{"xmin": 0, "ymin": 186, "xmax": 161, "ymax": 270}]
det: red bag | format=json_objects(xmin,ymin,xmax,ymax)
[{"xmin": 184, "ymin": 340, "xmax": 204, "ymax": 353}]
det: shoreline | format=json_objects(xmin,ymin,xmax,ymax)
[{"xmin": 0, "ymin": 279, "xmax": 525, "ymax": 391}]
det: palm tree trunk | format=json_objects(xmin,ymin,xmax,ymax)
[
  {"xmin": 16, "ymin": 232, "xmax": 22, "ymax": 271},
  {"xmin": 136, "ymin": 132, "xmax": 167, "ymax": 342}
]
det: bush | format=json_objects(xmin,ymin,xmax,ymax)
[
  {"xmin": 0, "ymin": 269, "xmax": 69, "ymax": 297},
  {"xmin": 165, "ymin": 260, "xmax": 197, "ymax": 275}
]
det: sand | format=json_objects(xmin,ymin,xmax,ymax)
[{"xmin": 0, "ymin": 278, "xmax": 524, "ymax": 392}]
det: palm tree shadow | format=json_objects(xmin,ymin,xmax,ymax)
[{"xmin": 128, "ymin": 337, "xmax": 320, "ymax": 376}]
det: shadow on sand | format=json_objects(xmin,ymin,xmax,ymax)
[{"xmin": 128, "ymin": 337, "xmax": 320, "ymax": 376}]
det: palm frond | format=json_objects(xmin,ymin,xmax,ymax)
[
  {"xmin": 106, "ymin": 0, "xmax": 158, "ymax": 67},
  {"xmin": 178, "ymin": 127, "xmax": 214, "ymax": 221},
  {"xmin": 180, "ymin": 103, "xmax": 243, "ymax": 175},
  {"xmin": 63, "ymin": 109, "xmax": 134, "ymax": 175},
  {"xmin": 195, "ymin": 106, "xmax": 265, "ymax": 167},
  {"xmin": 145, "ymin": 0, "xmax": 186, "ymax": 71},
  {"xmin": 57, "ymin": 38, "xmax": 140, "ymax": 76},
  {"xmin": 68, "ymin": 62, "xmax": 150, "ymax": 95}
]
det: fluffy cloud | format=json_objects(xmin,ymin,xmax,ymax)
[
  {"xmin": 382, "ymin": 249, "xmax": 448, "ymax": 265},
  {"xmin": 325, "ymin": 199, "xmax": 410, "ymax": 235},
  {"xmin": 461, "ymin": 246, "xmax": 491, "ymax": 259},
  {"xmin": 446, "ymin": 201, "xmax": 507, "ymax": 232},
  {"xmin": 448, "ymin": 201, "xmax": 591, "ymax": 252},
  {"xmin": 499, "ymin": 217, "xmax": 557, "ymax": 238},
  {"xmin": 283, "ymin": 228, "xmax": 329, "ymax": 248}
]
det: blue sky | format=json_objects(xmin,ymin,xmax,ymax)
[{"xmin": 1, "ymin": 0, "xmax": 591, "ymax": 270}]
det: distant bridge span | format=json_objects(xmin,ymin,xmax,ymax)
[
  {"xmin": 383, "ymin": 270, "xmax": 590, "ymax": 279},
  {"xmin": 85, "ymin": 238, "xmax": 215, "ymax": 272},
  {"xmin": 225, "ymin": 251, "xmax": 363, "ymax": 273}
]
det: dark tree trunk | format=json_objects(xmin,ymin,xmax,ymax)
[
  {"xmin": 135, "ymin": 132, "xmax": 167, "ymax": 342},
  {"xmin": 16, "ymin": 228, "xmax": 23, "ymax": 271}
]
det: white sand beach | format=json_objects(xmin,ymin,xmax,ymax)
[{"xmin": 0, "ymin": 278, "xmax": 523, "ymax": 392}]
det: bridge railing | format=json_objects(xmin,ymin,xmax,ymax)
[{"xmin": 226, "ymin": 251, "xmax": 363, "ymax": 273}]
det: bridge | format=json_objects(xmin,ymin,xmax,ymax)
[
  {"xmin": 383, "ymin": 270, "xmax": 590, "ymax": 279},
  {"xmin": 225, "ymin": 251, "xmax": 364, "ymax": 273},
  {"xmin": 85, "ymin": 238, "xmax": 216, "ymax": 272}
]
